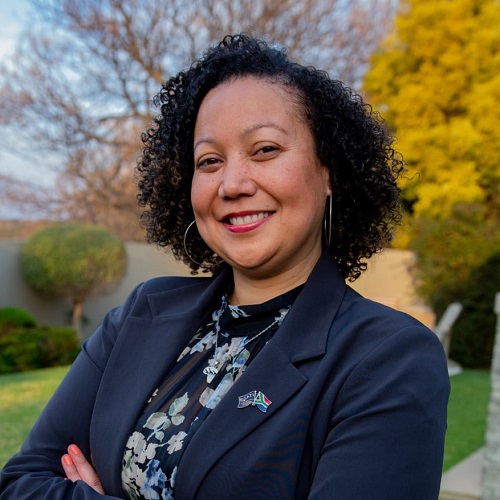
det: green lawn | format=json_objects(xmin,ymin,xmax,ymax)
[
  {"xmin": 0, "ymin": 367, "xmax": 491, "ymax": 471},
  {"xmin": 0, "ymin": 365, "xmax": 69, "ymax": 468},
  {"xmin": 443, "ymin": 369, "xmax": 491, "ymax": 471}
]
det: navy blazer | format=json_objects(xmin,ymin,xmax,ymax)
[{"xmin": 0, "ymin": 251, "xmax": 449, "ymax": 499}]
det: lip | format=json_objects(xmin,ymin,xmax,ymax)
[{"xmin": 222, "ymin": 211, "xmax": 273, "ymax": 233}]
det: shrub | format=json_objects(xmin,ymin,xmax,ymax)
[
  {"xmin": 22, "ymin": 223, "xmax": 127, "ymax": 337},
  {"xmin": 0, "ymin": 325, "xmax": 80, "ymax": 374},
  {"xmin": 0, "ymin": 307, "xmax": 36, "ymax": 330}
]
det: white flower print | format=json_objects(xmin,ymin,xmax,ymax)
[
  {"xmin": 144, "ymin": 412, "xmax": 171, "ymax": 434},
  {"xmin": 199, "ymin": 387, "xmax": 214, "ymax": 407},
  {"xmin": 171, "ymin": 414, "xmax": 185, "ymax": 426},
  {"xmin": 168, "ymin": 392, "xmax": 188, "ymax": 418},
  {"xmin": 193, "ymin": 331, "xmax": 217, "ymax": 353},
  {"xmin": 200, "ymin": 373, "xmax": 234, "ymax": 409},
  {"xmin": 122, "ymin": 451, "xmax": 147, "ymax": 495},
  {"xmin": 178, "ymin": 324, "xmax": 217, "ymax": 360},
  {"xmin": 170, "ymin": 466, "xmax": 178, "ymax": 488},
  {"xmin": 228, "ymin": 303, "xmax": 250, "ymax": 318},
  {"xmin": 167, "ymin": 431, "xmax": 187, "ymax": 454},
  {"xmin": 276, "ymin": 306, "xmax": 291, "ymax": 325},
  {"xmin": 229, "ymin": 348, "xmax": 250, "ymax": 372},
  {"xmin": 147, "ymin": 387, "xmax": 159, "ymax": 404},
  {"xmin": 128, "ymin": 431, "xmax": 146, "ymax": 451},
  {"xmin": 212, "ymin": 303, "xmax": 224, "ymax": 322},
  {"xmin": 143, "ymin": 442, "xmax": 159, "ymax": 461},
  {"xmin": 220, "ymin": 337, "xmax": 246, "ymax": 361},
  {"xmin": 177, "ymin": 345, "xmax": 192, "ymax": 361}
]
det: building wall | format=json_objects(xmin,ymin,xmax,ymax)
[{"xmin": 0, "ymin": 241, "xmax": 434, "ymax": 339}]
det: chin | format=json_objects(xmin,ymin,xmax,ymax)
[{"xmin": 236, "ymin": 259, "xmax": 290, "ymax": 280}]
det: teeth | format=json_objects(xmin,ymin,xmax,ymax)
[{"xmin": 229, "ymin": 212, "xmax": 269, "ymax": 226}]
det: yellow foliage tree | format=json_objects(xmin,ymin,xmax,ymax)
[
  {"xmin": 364, "ymin": 0, "xmax": 500, "ymax": 219},
  {"xmin": 364, "ymin": 0, "xmax": 500, "ymax": 368}
]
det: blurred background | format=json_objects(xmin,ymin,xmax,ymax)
[{"xmin": 0, "ymin": 2, "xmax": 499, "ymax": 495}]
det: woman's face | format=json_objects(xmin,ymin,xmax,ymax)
[{"xmin": 191, "ymin": 76, "xmax": 332, "ymax": 281}]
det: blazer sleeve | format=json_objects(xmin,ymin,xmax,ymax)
[
  {"xmin": 308, "ymin": 324, "xmax": 450, "ymax": 500},
  {"xmin": 0, "ymin": 283, "xmax": 145, "ymax": 499}
]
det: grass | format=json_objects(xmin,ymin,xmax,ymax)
[
  {"xmin": 0, "ymin": 365, "xmax": 69, "ymax": 468},
  {"xmin": 0, "ymin": 367, "xmax": 491, "ymax": 471},
  {"xmin": 443, "ymin": 369, "xmax": 491, "ymax": 471}
]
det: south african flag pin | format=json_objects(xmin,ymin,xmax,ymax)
[{"xmin": 238, "ymin": 390, "xmax": 272, "ymax": 413}]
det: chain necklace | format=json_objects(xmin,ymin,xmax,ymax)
[{"xmin": 202, "ymin": 307, "xmax": 290, "ymax": 382}]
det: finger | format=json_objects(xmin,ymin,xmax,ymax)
[
  {"xmin": 67, "ymin": 445, "xmax": 105, "ymax": 494},
  {"xmin": 61, "ymin": 454, "xmax": 81, "ymax": 482}
]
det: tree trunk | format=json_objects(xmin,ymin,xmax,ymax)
[{"xmin": 72, "ymin": 298, "xmax": 83, "ymax": 340}]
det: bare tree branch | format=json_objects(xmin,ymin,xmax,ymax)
[{"xmin": 0, "ymin": 0, "xmax": 395, "ymax": 238}]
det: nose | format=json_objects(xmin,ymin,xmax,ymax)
[{"xmin": 217, "ymin": 155, "xmax": 256, "ymax": 199}]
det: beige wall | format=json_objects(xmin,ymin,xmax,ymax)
[
  {"xmin": 349, "ymin": 249, "xmax": 435, "ymax": 328},
  {"xmin": 0, "ymin": 241, "xmax": 434, "ymax": 339},
  {"xmin": 0, "ymin": 240, "xmax": 191, "ymax": 338}
]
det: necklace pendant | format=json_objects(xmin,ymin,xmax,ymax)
[
  {"xmin": 203, "ymin": 365, "xmax": 219, "ymax": 383},
  {"xmin": 203, "ymin": 366, "xmax": 219, "ymax": 377}
]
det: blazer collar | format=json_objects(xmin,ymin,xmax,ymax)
[{"xmin": 273, "ymin": 249, "xmax": 346, "ymax": 362}]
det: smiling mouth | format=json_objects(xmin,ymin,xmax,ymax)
[{"xmin": 227, "ymin": 212, "xmax": 271, "ymax": 226}]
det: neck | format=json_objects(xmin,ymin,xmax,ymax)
[{"xmin": 229, "ymin": 255, "xmax": 320, "ymax": 305}]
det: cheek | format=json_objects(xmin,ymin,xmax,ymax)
[{"xmin": 190, "ymin": 176, "xmax": 208, "ymax": 213}]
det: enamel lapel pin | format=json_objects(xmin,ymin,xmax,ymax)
[{"xmin": 237, "ymin": 390, "xmax": 272, "ymax": 413}]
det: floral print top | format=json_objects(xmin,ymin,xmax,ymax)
[{"xmin": 121, "ymin": 286, "xmax": 302, "ymax": 500}]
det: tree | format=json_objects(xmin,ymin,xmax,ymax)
[
  {"xmin": 0, "ymin": 0, "xmax": 395, "ymax": 238},
  {"xmin": 364, "ymin": 0, "xmax": 500, "ymax": 220},
  {"xmin": 363, "ymin": 0, "xmax": 500, "ymax": 366},
  {"xmin": 22, "ymin": 223, "xmax": 127, "ymax": 337}
]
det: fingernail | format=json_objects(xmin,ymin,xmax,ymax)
[
  {"xmin": 69, "ymin": 444, "xmax": 81, "ymax": 455},
  {"xmin": 63, "ymin": 455, "xmax": 73, "ymax": 466}
]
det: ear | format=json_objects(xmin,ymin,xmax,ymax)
[{"xmin": 322, "ymin": 165, "xmax": 333, "ymax": 196}]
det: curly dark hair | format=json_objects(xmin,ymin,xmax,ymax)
[{"xmin": 137, "ymin": 33, "xmax": 404, "ymax": 281}]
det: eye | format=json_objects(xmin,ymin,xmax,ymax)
[
  {"xmin": 196, "ymin": 156, "xmax": 222, "ymax": 170},
  {"xmin": 253, "ymin": 144, "xmax": 280, "ymax": 160}
]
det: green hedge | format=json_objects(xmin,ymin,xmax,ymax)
[
  {"xmin": 0, "ymin": 307, "xmax": 36, "ymax": 330},
  {"xmin": 0, "ymin": 325, "xmax": 80, "ymax": 374}
]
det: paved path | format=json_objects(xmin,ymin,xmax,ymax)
[{"xmin": 439, "ymin": 448, "xmax": 483, "ymax": 500}]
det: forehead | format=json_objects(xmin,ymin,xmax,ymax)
[{"xmin": 195, "ymin": 76, "xmax": 306, "ymax": 132}]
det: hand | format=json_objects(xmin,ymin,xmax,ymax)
[{"xmin": 61, "ymin": 444, "xmax": 105, "ymax": 495}]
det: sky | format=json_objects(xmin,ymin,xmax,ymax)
[{"xmin": 0, "ymin": 0, "xmax": 57, "ymax": 217}]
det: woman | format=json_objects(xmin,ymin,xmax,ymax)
[{"xmin": 0, "ymin": 34, "xmax": 449, "ymax": 499}]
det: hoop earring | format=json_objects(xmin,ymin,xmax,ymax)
[
  {"xmin": 183, "ymin": 220, "xmax": 204, "ymax": 266},
  {"xmin": 323, "ymin": 195, "xmax": 333, "ymax": 247}
]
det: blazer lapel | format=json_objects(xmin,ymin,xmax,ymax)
[
  {"xmin": 90, "ymin": 271, "xmax": 232, "ymax": 495},
  {"xmin": 176, "ymin": 251, "xmax": 347, "ymax": 498}
]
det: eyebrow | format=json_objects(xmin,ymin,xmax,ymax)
[
  {"xmin": 243, "ymin": 122, "xmax": 289, "ymax": 136},
  {"xmin": 193, "ymin": 122, "xmax": 289, "ymax": 151}
]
